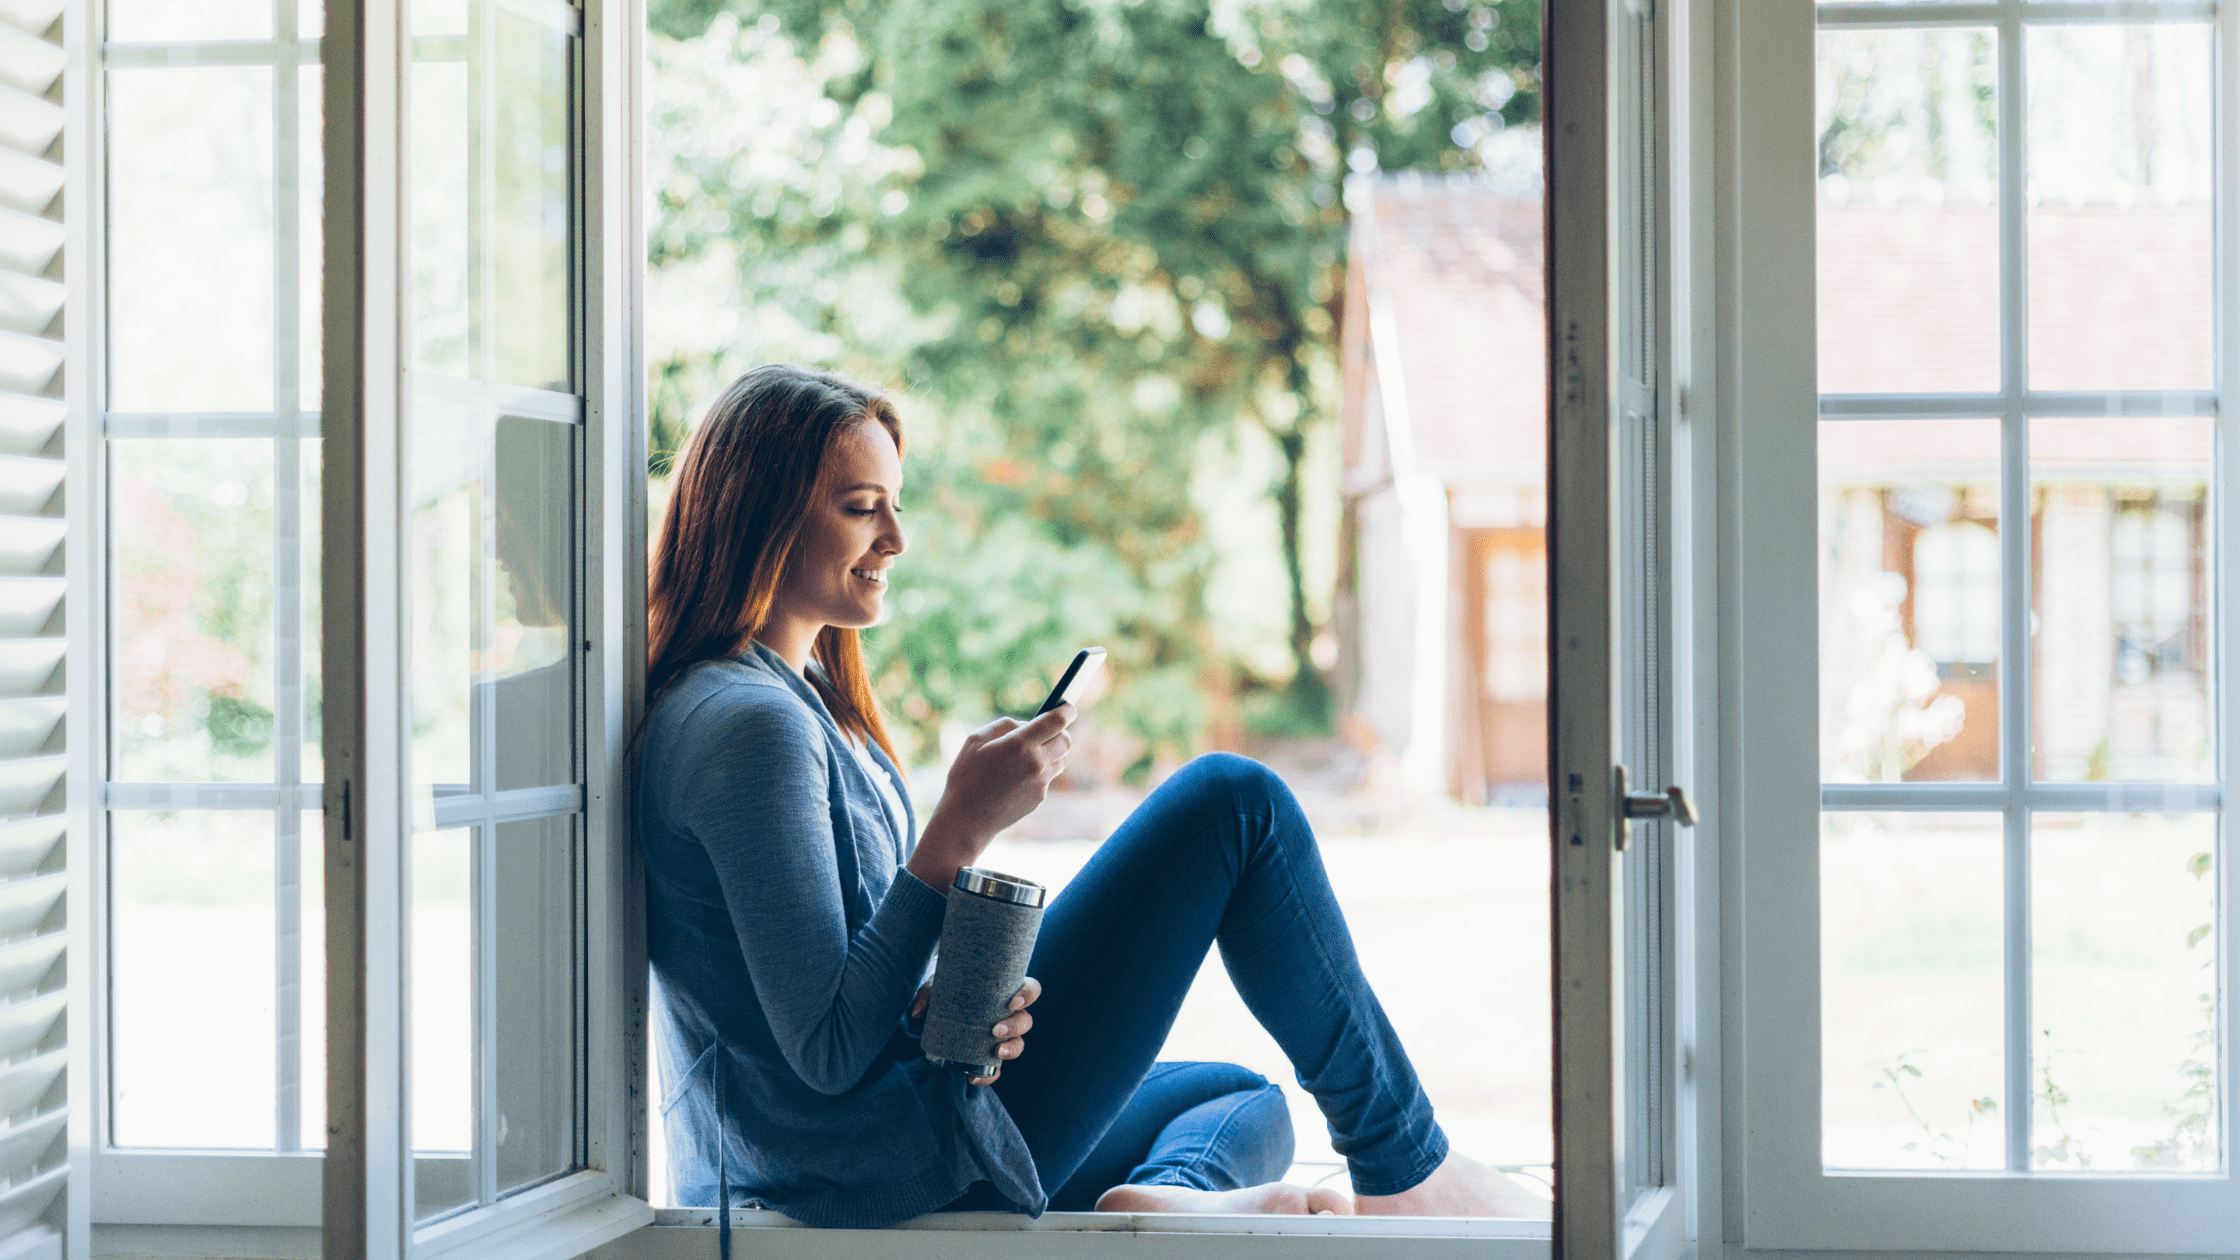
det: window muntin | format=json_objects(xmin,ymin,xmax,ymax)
[
  {"xmin": 401, "ymin": 0, "xmax": 585, "ymax": 1224},
  {"xmin": 101, "ymin": 2, "xmax": 326, "ymax": 1154},
  {"xmin": 1815, "ymin": 1, "xmax": 2221, "ymax": 1178}
]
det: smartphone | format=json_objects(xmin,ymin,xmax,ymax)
[{"xmin": 1035, "ymin": 647, "xmax": 1106, "ymax": 716}]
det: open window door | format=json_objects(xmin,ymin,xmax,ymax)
[
  {"xmin": 323, "ymin": 0, "xmax": 650, "ymax": 1254},
  {"xmin": 1547, "ymin": 0, "xmax": 1690, "ymax": 1257}
]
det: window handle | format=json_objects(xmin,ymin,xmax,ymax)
[{"xmin": 1614, "ymin": 764, "xmax": 1697, "ymax": 848}]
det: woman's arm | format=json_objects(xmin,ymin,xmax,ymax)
[{"xmin": 681, "ymin": 688, "xmax": 947, "ymax": 1096}]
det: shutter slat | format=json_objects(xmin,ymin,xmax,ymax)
[
  {"xmin": 0, "ymin": 934, "xmax": 60, "ymax": 1003},
  {"xmin": 0, "ymin": 1116, "xmax": 60, "ymax": 1192},
  {"xmin": 0, "ymin": 456, "xmax": 60, "ymax": 517},
  {"xmin": 0, "ymin": 1225, "xmax": 55, "ymax": 1260},
  {"xmin": 0, "ymin": 1167, "xmax": 64, "ymax": 1241},
  {"xmin": 0, "ymin": 147, "xmax": 54, "ymax": 221},
  {"xmin": 0, "ymin": 274, "xmax": 58, "ymax": 343},
  {"xmin": 0, "ymin": 520, "xmax": 58, "ymax": 579},
  {"xmin": 0, "ymin": 0, "xmax": 60, "ymax": 42},
  {"xmin": 0, "ymin": 702, "xmax": 57, "ymax": 763},
  {"xmin": 0, "ymin": 398, "xmax": 54, "ymax": 461},
  {"xmin": 0, "ymin": 641, "xmax": 59, "ymax": 700},
  {"xmin": 0, "ymin": 991, "xmax": 63, "ymax": 1063},
  {"xmin": 0, "ymin": 874, "xmax": 58, "ymax": 941},
  {"xmin": 0, "ymin": 331, "xmax": 56, "ymax": 399},
  {"xmin": 0, "ymin": 1051, "xmax": 60, "ymax": 1121},
  {"xmin": 0, "ymin": 25, "xmax": 58, "ymax": 105}
]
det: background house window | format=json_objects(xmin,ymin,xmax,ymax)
[{"xmin": 1911, "ymin": 519, "xmax": 1999, "ymax": 668}]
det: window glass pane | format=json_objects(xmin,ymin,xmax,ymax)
[
  {"xmin": 2026, "ymin": 24, "xmax": 2212, "ymax": 392},
  {"xmin": 495, "ymin": 815, "xmax": 578, "ymax": 1194},
  {"xmin": 1821, "ymin": 420, "xmax": 2000, "ymax": 782},
  {"xmin": 493, "ymin": 417, "xmax": 574, "ymax": 790},
  {"xmin": 108, "ymin": 67, "xmax": 275, "ymax": 412},
  {"xmin": 411, "ymin": 48, "xmax": 471, "ymax": 378},
  {"xmin": 413, "ymin": 825, "xmax": 474, "ymax": 1220},
  {"xmin": 409, "ymin": 400, "xmax": 481, "ymax": 795},
  {"xmin": 415, "ymin": 0, "xmax": 468, "ymax": 37},
  {"xmin": 301, "ymin": 438, "xmax": 326, "ymax": 783},
  {"xmin": 1823, "ymin": 812, "xmax": 2006, "ymax": 1170},
  {"xmin": 493, "ymin": 11, "xmax": 572, "ymax": 391},
  {"xmin": 301, "ymin": 65, "xmax": 325, "ymax": 412},
  {"xmin": 111, "ymin": 810, "xmax": 275, "ymax": 1148},
  {"xmin": 2031, "ymin": 417, "xmax": 2210, "ymax": 782},
  {"xmin": 1817, "ymin": 27, "xmax": 1999, "ymax": 394},
  {"xmin": 298, "ymin": 811, "xmax": 326, "ymax": 1151},
  {"xmin": 112, "ymin": 440, "xmax": 276, "ymax": 782},
  {"xmin": 299, "ymin": 0, "xmax": 324, "ymax": 39},
  {"xmin": 2031, "ymin": 813, "xmax": 2217, "ymax": 1171},
  {"xmin": 108, "ymin": 0, "xmax": 270, "ymax": 41}
]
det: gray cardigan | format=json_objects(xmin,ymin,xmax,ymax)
[{"xmin": 638, "ymin": 643, "xmax": 1044, "ymax": 1226}]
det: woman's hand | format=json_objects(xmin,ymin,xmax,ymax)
[
  {"xmin": 906, "ymin": 705, "xmax": 1073, "ymax": 891},
  {"xmin": 913, "ymin": 977, "xmax": 1041, "ymax": 1085}
]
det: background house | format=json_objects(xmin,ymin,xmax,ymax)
[
  {"xmin": 1340, "ymin": 178, "xmax": 2214, "ymax": 800},
  {"xmin": 1336, "ymin": 174, "xmax": 1547, "ymax": 803}
]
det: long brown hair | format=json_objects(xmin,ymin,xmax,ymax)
[{"xmin": 647, "ymin": 364, "xmax": 904, "ymax": 766}]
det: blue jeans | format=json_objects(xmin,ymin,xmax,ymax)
[{"xmin": 952, "ymin": 753, "xmax": 1449, "ymax": 1209}]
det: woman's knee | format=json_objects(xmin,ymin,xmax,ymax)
[{"xmin": 1172, "ymin": 752, "xmax": 1290, "ymax": 814}]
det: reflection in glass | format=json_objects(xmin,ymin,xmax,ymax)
[
  {"xmin": 495, "ymin": 816, "xmax": 578, "ymax": 1192},
  {"xmin": 112, "ymin": 441, "xmax": 276, "ymax": 783},
  {"xmin": 1816, "ymin": 27, "xmax": 1998, "ymax": 394},
  {"xmin": 494, "ymin": 12, "xmax": 573, "ymax": 391},
  {"xmin": 411, "ymin": 50, "xmax": 471, "ymax": 378},
  {"xmin": 2031, "ymin": 417, "xmax": 2210, "ymax": 782},
  {"xmin": 2027, "ymin": 25, "xmax": 2212, "ymax": 392},
  {"xmin": 108, "ymin": 67, "xmax": 276, "ymax": 411},
  {"xmin": 410, "ymin": 402, "xmax": 480, "ymax": 794},
  {"xmin": 1820, "ymin": 420, "xmax": 2000, "ymax": 782},
  {"xmin": 413, "ymin": 826, "xmax": 474, "ymax": 1220},
  {"xmin": 493, "ymin": 418, "xmax": 575, "ymax": 790},
  {"xmin": 112, "ymin": 811, "xmax": 275, "ymax": 1148},
  {"xmin": 2032, "ymin": 813, "xmax": 2217, "ymax": 1171},
  {"xmin": 1823, "ymin": 812, "xmax": 2005, "ymax": 1170},
  {"xmin": 109, "ymin": 0, "xmax": 270, "ymax": 41}
]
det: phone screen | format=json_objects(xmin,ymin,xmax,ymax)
[{"xmin": 1035, "ymin": 647, "xmax": 1106, "ymax": 715}]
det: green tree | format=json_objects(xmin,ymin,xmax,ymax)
[{"xmin": 648, "ymin": 0, "xmax": 1538, "ymax": 766}]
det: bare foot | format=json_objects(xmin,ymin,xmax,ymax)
[
  {"xmin": 1354, "ymin": 1151, "xmax": 1552, "ymax": 1218},
  {"xmin": 1094, "ymin": 1181, "xmax": 1356, "ymax": 1216}
]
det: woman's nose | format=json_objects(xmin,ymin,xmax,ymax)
[{"xmin": 881, "ymin": 510, "xmax": 907, "ymax": 556}]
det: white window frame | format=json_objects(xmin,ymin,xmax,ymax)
[
  {"xmin": 1720, "ymin": 0, "xmax": 2240, "ymax": 1251},
  {"xmin": 318, "ymin": 0, "xmax": 651, "ymax": 1254},
  {"xmin": 69, "ymin": 0, "xmax": 652, "ymax": 1253},
  {"xmin": 78, "ymin": 0, "xmax": 333, "ymax": 1229}
]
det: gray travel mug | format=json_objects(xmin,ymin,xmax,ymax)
[{"xmin": 920, "ymin": 868, "xmax": 1048, "ymax": 1077}]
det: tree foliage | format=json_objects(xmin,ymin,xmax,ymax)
[{"xmin": 648, "ymin": 0, "xmax": 1538, "ymax": 770}]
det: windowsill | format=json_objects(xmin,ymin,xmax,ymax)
[{"xmin": 588, "ymin": 1207, "xmax": 1554, "ymax": 1259}]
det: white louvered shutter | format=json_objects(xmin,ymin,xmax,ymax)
[{"xmin": 0, "ymin": 0, "xmax": 68, "ymax": 1254}]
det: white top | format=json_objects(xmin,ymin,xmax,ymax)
[{"xmin": 847, "ymin": 735, "xmax": 910, "ymax": 844}]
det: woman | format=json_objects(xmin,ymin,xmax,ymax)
[{"xmin": 639, "ymin": 364, "xmax": 1546, "ymax": 1228}]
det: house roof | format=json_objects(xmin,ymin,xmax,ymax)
[
  {"xmin": 1348, "ymin": 182, "xmax": 2214, "ymax": 488},
  {"xmin": 1351, "ymin": 178, "xmax": 1544, "ymax": 488}
]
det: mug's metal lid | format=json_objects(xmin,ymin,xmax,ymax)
[{"xmin": 953, "ymin": 866, "xmax": 1047, "ymax": 907}]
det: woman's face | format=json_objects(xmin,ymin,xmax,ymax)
[{"xmin": 770, "ymin": 419, "xmax": 907, "ymax": 634}]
